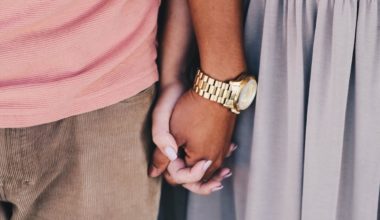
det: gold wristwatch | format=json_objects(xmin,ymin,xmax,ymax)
[{"xmin": 193, "ymin": 69, "xmax": 258, "ymax": 114}]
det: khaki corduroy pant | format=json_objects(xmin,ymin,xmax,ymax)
[{"xmin": 0, "ymin": 85, "xmax": 161, "ymax": 220}]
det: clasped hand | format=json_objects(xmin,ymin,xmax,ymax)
[{"xmin": 149, "ymin": 82, "xmax": 237, "ymax": 195}]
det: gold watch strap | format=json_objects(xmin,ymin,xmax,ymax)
[{"xmin": 193, "ymin": 69, "xmax": 238, "ymax": 110}]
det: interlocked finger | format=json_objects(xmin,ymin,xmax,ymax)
[
  {"xmin": 183, "ymin": 168, "xmax": 231, "ymax": 195},
  {"xmin": 166, "ymin": 158, "xmax": 212, "ymax": 184}
]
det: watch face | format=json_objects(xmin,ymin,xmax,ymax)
[{"xmin": 237, "ymin": 78, "xmax": 257, "ymax": 110}]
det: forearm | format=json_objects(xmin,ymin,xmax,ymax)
[
  {"xmin": 188, "ymin": 0, "xmax": 246, "ymax": 81},
  {"xmin": 159, "ymin": 0, "xmax": 193, "ymax": 88}
]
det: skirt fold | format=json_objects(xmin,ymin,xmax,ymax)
[{"xmin": 185, "ymin": 1, "xmax": 379, "ymax": 220}]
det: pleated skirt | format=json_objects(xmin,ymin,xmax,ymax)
[{"xmin": 187, "ymin": 0, "xmax": 380, "ymax": 219}]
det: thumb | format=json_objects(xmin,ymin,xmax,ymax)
[
  {"xmin": 151, "ymin": 127, "xmax": 178, "ymax": 177},
  {"xmin": 152, "ymin": 89, "xmax": 181, "ymax": 160}
]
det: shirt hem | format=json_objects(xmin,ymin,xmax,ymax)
[{"xmin": 0, "ymin": 72, "xmax": 158, "ymax": 128}]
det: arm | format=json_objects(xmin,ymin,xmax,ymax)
[
  {"xmin": 150, "ymin": 0, "xmax": 235, "ymax": 194},
  {"xmin": 151, "ymin": 0, "xmax": 193, "ymax": 159},
  {"xmin": 168, "ymin": 0, "xmax": 246, "ymax": 180},
  {"xmin": 152, "ymin": 0, "xmax": 247, "ymax": 184},
  {"xmin": 189, "ymin": 0, "xmax": 247, "ymax": 80},
  {"xmin": 158, "ymin": 0, "xmax": 193, "ymax": 87}
]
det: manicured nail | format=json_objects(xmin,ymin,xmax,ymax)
[
  {"xmin": 164, "ymin": 147, "xmax": 177, "ymax": 161},
  {"xmin": 232, "ymin": 144, "xmax": 238, "ymax": 151},
  {"xmin": 203, "ymin": 160, "xmax": 212, "ymax": 171},
  {"xmin": 224, "ymin": 172, "xmax": 232, "ymax": 179},
  {"xmin": 212, "ymin": 185, "xmax": 224, "ymax": 192}
]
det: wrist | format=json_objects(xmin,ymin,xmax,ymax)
[
  {"xmin": 199, "ymin": 57, "xmax": 247, "ymax": 81},
  {"xmin": 159, "ymin": 77, "xmax": 183, "ymax": 90}
]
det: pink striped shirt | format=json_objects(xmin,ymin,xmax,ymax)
[{"xmin": 0, "ymin": 0, "xmax": 160, "ymax": 128}]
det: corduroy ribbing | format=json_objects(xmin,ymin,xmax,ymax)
[{"xmin": 0, "ymin": 85, "xmax": 161, "ymax": 220}]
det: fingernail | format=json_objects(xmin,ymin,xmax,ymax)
[
  {"xmin": 203, "ymin": 160, "xmax": 212, "ymax": 171},
  {"xmin": 224, "ymin": 172, "xmax": 232, "ymax": 179},
  {"xmin": 164, "ymin": 147, "xmax": 177, "ymax": 161},
  {"xmin": 212, "ymin": 185, "xmax": 224, "ymax": 192},
  {"xmin": 232, "ymin": 144, "xmax": 238, "ymax": 151}
]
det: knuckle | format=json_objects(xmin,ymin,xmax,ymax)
[
  {"xmin": 164, "ymin": 174, "xmax": 179, "ymax": 186},
  {"xmin": 151, "ymin": 134, "xmax": 160, "ymax": 145},
  {"xmin": 212, "ymin": 160, "xmax": 223, "ymax": 170},
  {"xmin": 215, "ymin": 158, "xmax": 223, "ymax": 167},
  {"xmin": 187, "ymin": 177, "xmax": 200, "ymax": 184},
  {"xmin": 153, "ymin": 154, "xmax": 169, "ymax": 169},
  {"xmin": 178, "ymin": 174, "xmax": 195, "ymax": 185},
  {"xmin": 167, "ymin": 172, "xmax": 181, "ymax": 184},
  {"xmin": 151, "ymin": 132, "xmax": 166, "ymax": 147},
  {"xmin": 171, "ymin": 176, "xmax": 179, "ymax": 184},
  {"xmin": 193, "ymin": 172, "xmax": 204, "ymax": 182}
]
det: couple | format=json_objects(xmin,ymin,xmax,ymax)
[
  {"xmin": 1, "ymin": 0, "xmax": 379, "ymax": 220},
  {"xmin": 0, "ymin": 0, "xmax": 253, "ymax": 219}
]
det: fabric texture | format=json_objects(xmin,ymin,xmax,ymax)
[
  {"xmin": 0, "ymin": 0, "xmax": 160, "ymax": 128},
  {"xmin": 0, "ymin": 85, "xmax": 161, "ymax": 220},
  {"xmin": 186, "ymin": 0, "xmax": 380, "ymax": 220}
]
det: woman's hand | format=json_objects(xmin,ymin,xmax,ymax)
[
  {"xmin": 150, "ymin": 82, "xmax": 236, "ymax": 195},
  {"xmin": 151, "ymin": 82, "xmax": 184, "ymax": 165}
]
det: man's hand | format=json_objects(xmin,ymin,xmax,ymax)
[
  {"xmin": 149, "ymin": 83, "xmax": 236, "ymax": 194},
  {"xmin": 163, "ymin": 0, "xmax": 246, "ymax": 181},
  {"xmin": 170, "ymin": 89, "xmax": 236, "ymax": 180}
]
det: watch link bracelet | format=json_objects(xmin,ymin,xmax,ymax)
[{"xmin": 193, "ymin": 69, "xmax": 258, "ymax": 114}]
